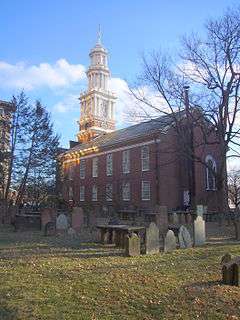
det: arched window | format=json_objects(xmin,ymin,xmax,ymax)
[{"xmin": 205, "ymin": 155, "xmax": 217, "ymax": 190}]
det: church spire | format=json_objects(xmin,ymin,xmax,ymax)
[
  {"xmin": 97, "ymin": 24, "xmax": 102, "ymax": 45},
  {"xmin": 77, "ymin": 32, "xmax": 117, "ymax": 143}
]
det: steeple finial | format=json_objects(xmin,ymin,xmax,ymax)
[{"xmin": 97, "ymin": 24, "xmax": 102, "ymax": 45}]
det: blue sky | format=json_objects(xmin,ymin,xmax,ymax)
[{"xmin": 0, "ymin": 0, "xmax": 237, "ymax": 148}]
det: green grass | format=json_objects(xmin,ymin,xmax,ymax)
[{"xmin": 0, "ymin": 226, "xmax": 240, "ymax": 320}]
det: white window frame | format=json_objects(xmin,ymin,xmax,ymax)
[
  {"xmin": 122, "ymin": 182, "xmax": 130, "ymax": 201},
  {"xmin": 80, "ymin": 185, "xmax": 85, "ymax": 202},
  {"xmin": 80, "ymin": 159, "xmax": 86, "ymax": 179},
  {"xmin": 106, "ymin": 153, "xmax": 113, "ymax": 176},
  {"xmin": 205, "ymin": 155, "xmax": 217, "ymax": 191},
  {"xmin": 106, "ymin": 183, "xmax": 113, "ymax": 202},
  {"xmin": 92, "ymin": 185, "xmax": 98, "ymax": 201},
  {"xmin": 141, "ymin": 145, "xmax": 150, "ymax": 171},
  {"xmin": 141, "ymin": 181, "xmax": 151, "ymax": 200},
  {"xmin": 122, "ymin": 150, "xmax": 130, "ymax": 174},
  {"xmin": 92, "ymin": 157, "xmax": 98, "ymax": 177}
]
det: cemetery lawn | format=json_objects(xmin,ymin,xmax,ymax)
[{"xmin": 0, "ymin": 227, "xmax": 240, "ymax": 320}]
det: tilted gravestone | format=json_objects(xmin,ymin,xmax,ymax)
[
  {"xmin": 125, "ymin": 233, "xmax": 140, "ymax": 257},
  {"xmin": 56, "ymin": 213, "xmax": 68, "ymax": 231},
  {"xmin": 193, "ymin": 216, "xmax": 206, "ymax": 246},
  {"xmin": 164, "ymin": 230, "xmax": 177, "ymax": 253},
  {"xmin": 145, "ymin": 222, "xmax": 160, "ymax": 254},
  {"xmin": 178, "ymin": 225, "xmax": 192, "ymax": 249}
]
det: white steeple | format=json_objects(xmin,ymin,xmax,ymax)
[{"xmin": 77, "ymin": 29, "xmax": 117, "ymax": 143}]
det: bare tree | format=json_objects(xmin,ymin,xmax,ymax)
[
  {"xmin": 228, "ymin": 170, "xmax": 240, "ymax": 209},
  {"xmin": 130, "ymin": 7, "xmax": 240, "ymax": 210}
]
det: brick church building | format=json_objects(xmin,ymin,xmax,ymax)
[{"xmin": 58, "ymin": 33, "xmax": 226, "ymax": 215}]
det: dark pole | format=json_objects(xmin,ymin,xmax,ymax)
[{"xmin": 183, "ymin": 86, "xmax": 196, "ymax": 209}]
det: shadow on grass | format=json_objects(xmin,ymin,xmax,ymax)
[{"xmin": 0, "ymin": 305, "xmax": 18, "ymax": 320}]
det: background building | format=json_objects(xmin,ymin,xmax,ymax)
[{"xmin": 58, "ymin": 36, "xmax": 226, "ymax": 217}]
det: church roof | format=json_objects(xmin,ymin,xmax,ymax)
[{"xmin": 62, "ymin": 111, "xmax": 185, "ymax": 157}]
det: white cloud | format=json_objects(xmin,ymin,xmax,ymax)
[
  {"xmin": 53, "ymin": 94, "xmax": 80, "ymax": 113},
  {"xmin": 0, "ymin": 59, "xmax": 86, "ymax": 90}
]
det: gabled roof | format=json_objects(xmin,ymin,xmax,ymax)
[{"xmin": 61, "ymin": 111, "xmax": 186, "ymax": 158}]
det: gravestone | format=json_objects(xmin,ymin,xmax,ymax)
[
  {"xmin": 145, "ymin": 222, "xmax": 160, "ymax": 254},
  {"xmin": 178, "ymin": 225, "xmax": 192, "ymax": 249},
  {"xmin": 164, "ymin": 230, "xmax": 177, "ymax": 253},
  {"xmin": 221, "ymin": 253, "xmax": 232, "ymax": 265},
  {"xmin": 155, "ymin": 205, "xmax": 169, "ymax": 236},
  {"xmin": 44, "ymin": 221, "xmax": 56, "ymax": 236},
  {"xmin": 172, "ymin": 213, "xmax": 178, "ymax": 225},
  {"xmin": 196, "ymin": 205, "xmax": 204, "ymax": 217},
  {"xmin": 222, "ymin": 256, "xmax": 240, "ymax": 286},
  {"xmin": 234, "ymin": 220, "xmax": 240, "ymax": 241},
  {"xmin": 125, "ymin": 233, "xmax": 140, "ymax": 257},
  {"xmin": 193, "ymin": 216, "xmax": 206, "ymax": 246},
  {"xmin": 56, "ymin": 213, "xmax": 68, "ymax": 231},
  {"xmin": 68, "ymin": 227, "xmax": 77, "ymax": 239},
  {"xmin": 72, "ymin": 207, "xmax": 84, "ymax": 232}
]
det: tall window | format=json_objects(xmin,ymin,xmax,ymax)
[
  {"xmin": 80, "ymin": 159, "xmax": 86, "ymax": 179},
  {"xmin": 141, "ymin": 145, "xmax": 150, "ymax": 171},
  {"xmin": 92, "ymin": 157, "xmax": 98, "ymax": 177},
  {"xmin": 205, "ymin": 155, "xmax": 217, "ymax": 190},
  {"xmin": 122, "ymin": 182, "xmax": 130, "ymax": 201},
  {"xmin": 68, "ymin": 166, "xmax": 74, "ymax": 180},
  {"xmin": 106, "ymin": 184, "xmax": 113, "ymax": 201},
  {"xmin": 142, "ymin": 181, "xmax": 150, "ymax": 200},
  {"xmin": 122, "ymin": 150, "xmax": 130, "ymax": 174},
  {"xmin": 106, "ymin": 153, "xmax": 113, "ymax": 176},
  {"xmin": 92, "ymin": 185, "xmax": 98, "ymax": 201},
  {"xmin": 80, "ymin": 185, "xmax": 85, "ymax": 201}
]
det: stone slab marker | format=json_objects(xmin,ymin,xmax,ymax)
[
  {"xmin": 234, "ymin": 220, "xmax": 240, "ymax": 240},
  {"xmin": 56, "ymin": 213, "xmax": 68, "ymax": 232},
  {"xmin": 72, "ymin": 207, "xmax": 84, "ymax": 232},
  {"xmin": 155, "ymin": 205, "xmax": 169, "ymax": 236},
  {"xmin": 125, "ymin": 233, "xmax": 140, "ymax": 257},
  {"xmin": 145, "ymin": 222, "xmax": 160, "ymax": 254},
  {"xmin": 193, "ymin": 216, "xmax": 206, "ymax": 246},
  {"xmin": 196, "ymin": 205, "xmax": 204, "ymax": 217},
  {"xmin": 164, "ymin": 230, "xmax": 177, "ymax": 253},
  {"xmin": 172, "ymin": 213, "xmax": 178, "ymax": 225},
  {"xmin": 178, "ymin": 225, "xmax": 192, "ymax": 249}
]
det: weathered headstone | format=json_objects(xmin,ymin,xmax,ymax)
[
  {"xmin": 67, "ymin": 227, "xmax": 77, "ymax": 239},
  {"xmin": 56, "ymin": 213, "xmax": 68, "ymax": 231},
  {"xmin": 164, "ymin": 230, "xmax": 177, "ymax": 253},
  {"xmin": 222, "ymin": 257, "xmax": 240, "ymax": 286},
  {"xmin": 72, "ymin": 207, "xmax": 84, "ymax": 232},
  {"xmin": 172, "ymin": 213, "xmax": 178, "ymax": 225},
  {"xmin": 155, "ymin": 205, "xmax": 168, "ymax": 236},
  {"xmin": 145, "ymin": 222, "xmax": 160, "ymax": 254},
  {"xmin": 44, "ymin": 221, "xmax": 56, "ymax": 236},
  {"xmin": 234, "ymin": 220, "xmax": 240, "ymax": 241},
  {"xmin": 178, "ymin": 225, "xmax": 192, "ymax": 249},
  {"xmin": 193, "ymin": 216, "xmax": 206, "ymax": 246},
  {"xmin": 221, "ymin": 253, "xmax": 232, "ymax": 265},
  {"xmin": 125, "ymin": 233, "xmax": 140, "ymax": 257},
  {"xmin": 196, "ymin": 205, "xmax": 204, "ymax": 217}
]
